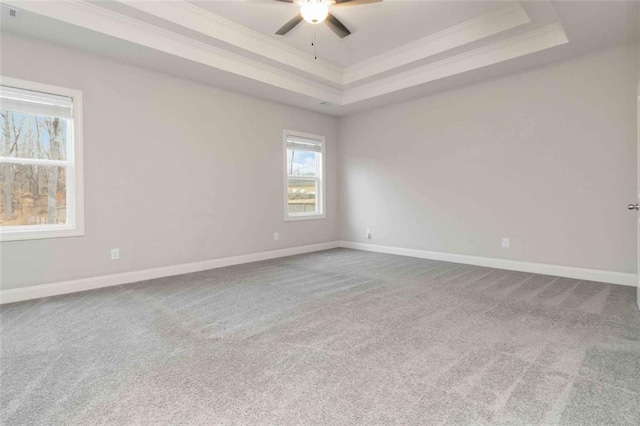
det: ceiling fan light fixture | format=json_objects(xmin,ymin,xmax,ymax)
[{"xmin": 300, "ymin": 0, "xmax": 329, "ymax": 24}]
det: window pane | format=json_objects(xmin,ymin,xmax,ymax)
[
  {"xmin": 287, "ymin": 177, "xmax": 317, "ymax": 214},
  {"xmin": 0, "ymin": 111, "xmax": 69, "ymax": 160},
  {"xmin": 287, "ymin": 149, "xmax": 317, "ymax": 177},
  {"xmin": 0, "ymin": 163, "xmax": 67, "ymax": 226}
]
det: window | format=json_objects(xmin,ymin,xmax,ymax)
[
  {"xmin": 283, "ymin": 130, "xmax": 325, "ymax": 221},
  {"xmin": 0, "ymin": 77, "xmax": 84, "ymax": 241}
]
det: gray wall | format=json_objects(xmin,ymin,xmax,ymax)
[
  {"xmin": 339, "ymin": 44, "xmax": 639, "ymax": 274},
  {"xmin": 2, "ymin": 34, "xmax": 638, "ymax": 292},
  {"xmin": 0, "ymin": 33, "xmax": 339, "ymax": 290}
]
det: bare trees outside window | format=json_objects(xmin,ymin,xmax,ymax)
[{"xmin": 1, "ymin": 113, "xmax": 68, "ymax": 225}]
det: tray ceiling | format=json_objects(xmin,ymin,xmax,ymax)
[{"xmin": 0, "ymin": 1, "xmax": 638, "ymax": 116}]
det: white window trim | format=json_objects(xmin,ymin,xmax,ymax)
[
  {"xmin": 0, "ymin": 76, "xmax": 84, "ymax": 242},
  {"xmin": 283, "ymin": 129, "xmax": 326, "ymax": 222}
]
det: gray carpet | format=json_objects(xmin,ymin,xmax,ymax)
[{"xmin": 1, "ymin": 248, "xmax": 639, "ymax": 425}]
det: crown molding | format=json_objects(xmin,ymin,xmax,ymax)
[
  {"xmin": 342, "ymin": 23, "xmax": 569, "ymax": 104},
  {"xmin": 2, "ymin": 0, "xmax": 570, "ymax": 109},
  {"xmin": 343, "ymin": 3, "xmax": 531, "ymax": 85},
  {"xmin": 5, "ymin": 0, "xmax": 342, "ymax": 103},
  {"xmin": 115, "ymin": 1, "xmax": 533, "ymax": 87},
  {"xmin": 117, "ymin": 0, "xmax": 344, "ymax": 86}
]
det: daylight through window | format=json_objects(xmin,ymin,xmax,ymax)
[
  {"xmin": 0, "ymin": 79, "xmax": 83, "ymax": 241},
  {"xmin": 284, "ymin": 131, "xmax": 325, "ymax": 220}
]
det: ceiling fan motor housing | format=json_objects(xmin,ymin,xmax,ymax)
[
  {"xmin": 275, "ymin": 0, "xmax": 381, "ymax": 38},
  {"xmin": 301, "ymin": 0, "xmax": 329, "ymax": 25}
]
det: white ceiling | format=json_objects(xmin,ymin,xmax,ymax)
[
  {"xmin": 0, "ymin": 1, "xmax": 638, "ymax": 116},
  {"xmin": 192, "ymin": 0, "xmax": 507, "ymax": 67}
]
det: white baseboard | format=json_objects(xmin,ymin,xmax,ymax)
[
  {"xmin": 2, "ymin": 240, "xmax": 634, "ymax": 305},
  {"xmin": 339, "ymin": 241, "xmax": 637, "ymax": 287},
  {"xmin": 0, "ymin": 241, "xmax": 340, "ymax": 305}
]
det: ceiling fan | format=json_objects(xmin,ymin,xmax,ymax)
[{"xmin": 274, "ymin": 0, "xmax": 382, "ymax": 39}]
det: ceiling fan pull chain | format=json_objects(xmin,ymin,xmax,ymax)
[{"xmin": 313, "ymin": 29, "xmax": 317, "ymax": 60}]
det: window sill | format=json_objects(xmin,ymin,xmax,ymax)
[
  {"xmin": 0, "ymin": 225, "xmax": 84, "ymax": 242},
  {"xmin": 284, "ymin": 213, "xmax": 326, "ymax": 222}
]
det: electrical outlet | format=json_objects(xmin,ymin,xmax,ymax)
[
  {"xmin": 366, "ymin": 228, "xmax": 372, "ymax": 240},
  {"xmin": 273, "ymin": 232, "xmax": 279, "ymax": 241},
  {"xmin": 502, "ymin": 238, "xmax": 510, "ymax": 249},
  {"xmin": 110, "ymin": 248, "xmax": 120, "ymax": 260}
]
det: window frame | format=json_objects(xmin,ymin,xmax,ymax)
[
  {"xmin": 0, "ymin": 76, "xmax": 84, "ymax": 242},
  {"xmin": 283, "ymin": 129, "xmax": 326, "ymax": 222}
]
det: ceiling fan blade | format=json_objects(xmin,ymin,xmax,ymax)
[
  {"xmin": 275, "ymin": 14, "xmax": 303, "ymax": 35},
  {"xmin": 334, "ymin": 0, "xmax": 382, "ymax": 5},
  {"xmin": 325, "ymin": 13, "xmax": 351, "ymax": 38}
]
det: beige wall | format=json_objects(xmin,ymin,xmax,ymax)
[
  {"xmin": 339, "ymin": 44, "xmax": 639, "ymax": 274},
  {"xmin": 0, "ymin": 33, "xmax": 339, "ymax": 290}
]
